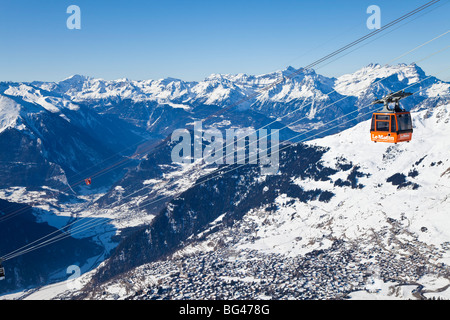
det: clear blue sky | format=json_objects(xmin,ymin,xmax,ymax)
[{"xmin": 0, "ymin": 0, "xmax": 449, "ymax": 82}]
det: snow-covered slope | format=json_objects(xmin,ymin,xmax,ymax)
[
  {"xmin": 0, "ymin": 83, "xmax": 151, "ymax": 190},
  {"xmin": 248, "ymin": 102, "xmax": 450, "ymax": 256},
  {"xmin": 0, "ymin": 95, "xmax": 24, "ymax": 133}
]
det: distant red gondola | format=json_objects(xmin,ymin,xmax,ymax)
[{"xmin": 85, "ymin": 178, "xmax": 92, "ymax": 185}]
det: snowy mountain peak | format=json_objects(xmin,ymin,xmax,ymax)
[
  {"xmin": 61, "ymin": 74, "xmax": 91, "ymax": 83},
  {"xmin": 0, "ymin": 95, "xmax": 24, "ymax": 133},
  {"xmin": 334, "ymin": 62, "xmax": 445, "ymax": 98},
  {"xmin": 281, "ymin": 65, "xmax": 314, "ymax": 78}
]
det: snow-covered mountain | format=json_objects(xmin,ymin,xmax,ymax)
[
  {"xmin": 2, "ymin": 63, "xmax": 445, "ymax": 191},
  {"xmin": 0, "ymin": 83, "xmax": 155, "ymax": 190},
  {"xmin": 1, "ymin": 64, "xmax": 450, "ymax": 299},
  {"xmin": 32, "ymin": 63, "xmax": 449, "ymax": 107},
  {"xmin": 4, "ymin": 64, "xmax": 449, "ymax": 143},
  {"xmin": 30, "ymin": 63, "xmax": 450, "ymax": 137},
  {"xmin": 5, "ymin": 101, "xmax": 448, "ymax": 300}
]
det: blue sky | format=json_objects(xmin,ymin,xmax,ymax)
[{"xmin": 0, "ymin": 0, "xmax": 449, "ymax": 82}]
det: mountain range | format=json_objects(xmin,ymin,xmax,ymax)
[
  {"xmin": 1, "ymin": 63, "xmax": 448, "ymax": 190},
  {"xmin": 0, "ymin": 63, "xmax": 449, "ymax": 298}
]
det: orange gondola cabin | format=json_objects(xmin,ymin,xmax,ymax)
[{"xmin": 370, "ymin": 91, "xmax": 413, "ymax": 144}]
